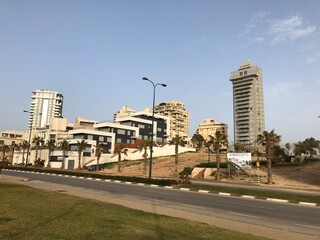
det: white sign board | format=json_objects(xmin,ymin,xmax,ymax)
[{"xmin": 227, "ymin": 152, "xmax": 252, "ymax": 170}]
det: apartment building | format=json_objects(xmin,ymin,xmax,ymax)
[
  {"xmin": 230, "ymin": 61, "xmax": 265, "ymax": 145},
  {"xmin": 27, "ymin": 89, "xmax": 64, "ymax": 129},
  {"xmin": 196, "ymin": 119, "xmax": 228, "ymax": 141},
  {"xmin": 154, "ymin": 100, "xmax": 189, "ymax": 139}
]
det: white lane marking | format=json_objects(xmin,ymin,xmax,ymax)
[
  {"xmin": 125, "ymin": 182, "xmax": 132, "ymax": 184},
  {"xmin": 198, "ymin": 190, "xmax": 209, "ymax": 193},
  {"xmin": 114, "ymin": 180, "xmax": 121, "ymax": 183},
  {"xmin": 72, "ymin": 176, "xmax": 76, "ymax": 178},
  {"xmin": 95, "ymin": 178, "xmax": 101, "ymax": 181},
  {"xmin": 150, "ymin": 184, "xmax": 158, "ymax": 187},
  {"xmin": 180, "ymin": 188, "xmax": 190, "ymax": 191},
  {"xmin": 87, "ymin": 177, "xmax": 92, "ymax": 180},
  {"xmin": 229, "ymin": 212, "xmax": 261, "ymax": 219},
  {"xmin": 105, "ymin": 179, "xmax": 111, "ymax": 182},
  {"xmin": 164, "ymin": 186, "xmax": 173, "ymax": 189},
  {"xmin": 298, "ymin": 202, "xmax": 317, "ymax": 207},
  {"xmin": 266, "ymin": 198, "xmax": 288, "ymax": 203},
  {"xmin": 219, "ymin": 192, "xmax": 231, "ymax": 196},
  {"xmin": 241, "ymin": 195, "xmax": 255, "ymax": 199},
  {"xmin": 294, "ymin": 224, "xmax": 320, "ymax": 229},
  {"xmin": 137, "ymin": 183, "xmax": 145, "ymax": 186}
]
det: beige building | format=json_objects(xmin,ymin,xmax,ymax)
[
  {"xmin": 196, "ymin": 119, "xmax": 228, "ymax": 141},
  {"xmin": 154, "ymin": 100, "xmax": 190, "ymax": 139},
  {"xmin": 230, "ymin": 61, "xmax": 265, "ymax": 145},
  {"xmin": 113, "ymin": 105, "xmax": 136, "ymax": 121}
]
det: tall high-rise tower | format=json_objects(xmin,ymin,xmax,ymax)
[
  {"xmin": 230, "ymin": 61, "xmax": 265, "ymax": 145},
  {"xmin": 28, "ymin": 90, "xmax": 64, "ymax": 128}
]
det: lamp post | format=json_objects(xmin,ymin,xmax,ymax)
[
  {"xmin": 142, "ymin": 77, "xmax": 167, "ymax": 179},
  {"xmin": 23, "ymin": 110, "xmax": 33, "ymax": 167}
]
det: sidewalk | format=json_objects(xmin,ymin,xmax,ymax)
[{"xmin": 1, "ymin": 174, "xmax": 319, "ymax": 240}]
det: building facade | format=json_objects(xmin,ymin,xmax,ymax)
[
  {"xmin": 154, "ymin": 101, "xmax": 190, "ymax": 139},
  {"xmin": 230, "ymin": 61, "xmax": 265, "ymax": 145},
  {"xmin": 196, "ymin": 119, "xmax": 228, "ymax": 141},
  {"xmin": 28, "ymin": 89, "xmax": 64, "ymax": 129}
]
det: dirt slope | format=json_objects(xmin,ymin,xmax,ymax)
[{"xmin": 101, "ymin": 150, "xmax": 320, "ymax": 190}]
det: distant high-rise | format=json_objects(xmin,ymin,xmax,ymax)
[
  {"xmin": 28, "ymin": 90, "xmax": 64, "ymax": 128},
  {"xmin": 230, "ymin": 61, "xmax": 265, "ymax": 145},
  {"xmin": 154, "ymin": 100, "xmax": 190, "ymax": 139}
]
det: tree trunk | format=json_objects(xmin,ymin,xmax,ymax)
[
  {"xmin": 118, "ymin": 154, "xmax": 121, "ymax": 172},
  {"xmin": 78, "ymin": 153, "xmax": 81, "ymax": 170},
  {"xmin": 267, "ymin": 158, "xmax": 273, "ymax": 184},
  {"xmin": 96, "ymin": 157, "xmax": 100, "ymax": 172},
  {"xmin": 216, "ymin": 148, "xmax": 221, "ymax": 181},
  {"xmin": 61, "ymin": 150, "xmax": 65, "ymax": 169},
  {"xmin": 22, "ymin": 148, "xmax": 26, "ymax": 165},
  {"xmin": 143, "ymin": 151, "xmax": 147, "ymax": 175},
  {"xmin": 174, "ymin": 144, "xmax": 179, "ymax": 178}
]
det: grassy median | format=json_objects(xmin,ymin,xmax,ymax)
[{"xmin": 0, "ymin": 183, "xmax": 269, "ymax": 240}]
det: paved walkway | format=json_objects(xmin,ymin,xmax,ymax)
[{"xmin": 1, "ymin": 174, "xmax": 319, "ymax": 240}]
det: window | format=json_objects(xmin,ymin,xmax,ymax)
[
  {"xmin": 244, "ymin": 71, "xmax": 247, "ymax": 75},
  {"xmin": 118, "ymin": 129, "xmax": 125, "ymax": 135},
  {"xmin": 138, "ymin": 124, "xmax": 145, "ymax": 129},
  {"xmin": 99, "ymin": 136, "xmax": 104, "ymax": 141},
  {"xmin": 88, "ymin": 135, "xmax": 93, "ymax": 140},
  {"xmin": 116, "ymin": 138, "xmax": 121, "ymax": 143},
  {"xmin": 240, "ymin": 72, "xmax": 243, "ymax": 76}
]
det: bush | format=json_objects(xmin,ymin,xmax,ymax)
[
  {"xmin": 179, "ymin": 167, "xmax": 193, "ymax": 184},
  {"xmin": 34, "ymin": 158, "xmax": 45, "ymax": 167}
]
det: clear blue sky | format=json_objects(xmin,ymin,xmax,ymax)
[{"xmin": 1, "ymin": 0, "xmax": 319, "ymax": 144}]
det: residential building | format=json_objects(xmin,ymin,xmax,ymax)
[
  {"xmin": 113, "ymin": 105, "xmax": 136, "ymax": 121},
  {"xmin": 0, "ymin": 130, "xmax": 25, "ymax": 146},
  {"xmin": 27, "ymin": 89, "xmax": 64, "ymax": 129},
  {"xmin": 154, "ymin": 100, "xmax": 190, "ymax": 139},
  {"xmin": 196, "ymin": 119, "xmax": 228, "ymax": 141},
  {"xmin": 230, "ymin": 60, "xmax": 265, "ymax": 145}
]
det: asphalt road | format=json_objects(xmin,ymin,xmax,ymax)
[{"xmin": 2, "ymin": 170, "xmax": 320, "ymax": 238}]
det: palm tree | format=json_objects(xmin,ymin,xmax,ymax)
[
  {"xmin": 257, "ymin": 129, "xmax": 281, "ymax": 184},
  {"xmin": 0, "ymin": 144, "xmax": 10, "ymax": 161},
  {"xmin": 46, "ymin": 140, "xmax": 56, "ymax": 167},
  {"xmin": 114, "ymin": 143, "xmax": 128, "ymax": 172},
  {"xmin": 212, "ymin": 131, "xmax": 228, "ymax": 181},
  {"xmin": 9, "ymin": 142, "xmax": 19, "ymax": 165},
  {"xmin": 204, "ymin": 136, "xmax": 214, "ymax": 163},
  {"xmin": 32, "ymin": 136, "xmax": 44, "ymax": 162},
  {"xmin": 95, "ymin": 143, "xmax": 106, "ymax": 171},
  {"xmin": 169, "ymin": 135, "xmax": 185, "ymax": 178},
  {"xmin": 59, "ymin": 140, "xmax": 69, "ymax": 169},
  {"xmin": 76, "ymin": 140, "xmax": 87, "ymax": 170},
  {"xmin": 138, "ymin": 140, "xmax": 150, "ymax": 175},
  {"xmin": 20, "ymin": 141, "xmax": 29, "ymax": 165}
]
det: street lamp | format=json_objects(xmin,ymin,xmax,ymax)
[
  {"xmin": 23, "ymin": 110, "xmax": 32, "ymax": 167},
  {"xmin": 142, "ymin": 77, "xmax": 167, "ymax": 179}
]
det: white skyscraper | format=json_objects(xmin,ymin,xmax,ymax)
[{"xmin": 28, "ymin": 90, "xmax": 64, "ymax": 128}]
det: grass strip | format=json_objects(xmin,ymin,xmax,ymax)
[
  {"xmin": 179, "ymin": 183, "xmax": 320, "ymax": 204},
  {"xmin": 0, "ymin": 183, "xmax": 269, "ymax": 240}
]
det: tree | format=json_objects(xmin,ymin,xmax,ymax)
[
  {"xmin": 76, "ymin": 140, "xmax": 87, "ymax": 170},
  {"xmin": 138, "ymin": 140, "xmax": 150, "ymax": 175},
  {"xmin": 114, "ymin": 143, "xmax": 128, "ymax": 172},
  {"xmin": 46, "ymin": 140, "xmax": 56, "ymax": 167},
  {"xmin": 212, "ymin": 131, "xmax": 228, "ymax": 181},
  {"xmin": 294, "ymin": 137, "xmax": 319, "ymax": 157},
  {"xmin": 191, "ymin": 133, "xmax": 204, "ymax": 150},
  {"xmin": 9, "ymin": 142, "xmax": 19, "ymax": 165},
  {"xmin": 0, "ymin": 144, "xmax": 10, "ymax": 161},
  {"xmin": 257, "ymin": 129, "xmax": 281, "ymax": 184},
  {"xmin": 234, "ymin": 143, "xmax": 248, "ymax": 152},
  {"xmin": 95, "ymin": 143, "xmax": 106, "ymax": 171},
  {"xmin": 204, "ymin": 136, "xmax": 214, "ymax": 163},
  {"xmin": 169, "ymin": 135, "xmax": 185, "ymax": 178},
  {"xmin": 19, "ymin": 141, "xmax": 29, "ymax": 165},
  {"xmin": 59, "ymin": 140, "xmax": 69, "ymax": 170},
  {"xmin": 32, "ymin": 137, "xmax": 44, "ymax": 162},
  {"xmin": 284, "ymin": 143, "xmax": 291, "ymax": 156}
]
